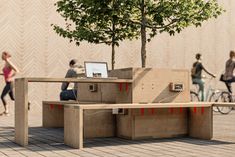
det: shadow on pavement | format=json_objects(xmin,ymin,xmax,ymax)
[{"xmin": 0, "ymin": 126, "xmax": 234, "ymax": 151}]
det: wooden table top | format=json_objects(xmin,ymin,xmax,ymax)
[
  {"xmin": 16, "ymin": 77, "xmax": 133, "ymax": 83},
  {"xmin": 61, "ymin": 102, "xmax": 213, "ymax": 110}
]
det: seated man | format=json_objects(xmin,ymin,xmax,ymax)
[{"xmin": 60, "ymin": 59, "xmax": 84, "ymax": 101}]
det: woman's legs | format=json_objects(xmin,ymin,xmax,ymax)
[
  {"xmin": 1, "ymin": 82, "xmax": 12, "ymax": 113},
  {"xmin": 225, "ymin": 82, "xmax": 232, "ymax": 93},
  {"xmin": 9, "ymin": 91, "xmax": 15, "ymax": 100},
  {"xmin": 224, "ymin": 76, "xmax": 235, "ymax": 93}
]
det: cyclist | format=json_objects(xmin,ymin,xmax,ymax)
[
  {"xmin": 191, "ymin": 53, "xmax": 216, "ymax": 101},
  {"xmin": 222, "ymin": 50, "xmax": 235, "ymax": 93}
]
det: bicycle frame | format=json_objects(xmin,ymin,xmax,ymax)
[
  {"xmin": 192, "ymin": 77, "xmax": 221, "ymax": 101},
  {"xmin": 191, "ymin": 77, "xmax": 233, "ymax": 114}
]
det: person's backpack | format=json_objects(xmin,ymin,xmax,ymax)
[{"xmin": 191, "ymin": 62, "xmax": 198, "ymax": 77}]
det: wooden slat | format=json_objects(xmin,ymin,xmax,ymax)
[
  {"xmin": 17, "ymin": 77, "xmax": 132, "ymax": 83},
  {"xmin": 63, "ymin": 102, "xmax": 213, "ymax": 110},
  {"xmin": 42, "ymin": 101, "xmax": 78, "ymax": 105},
  {"xmin": 213, "ymin": 102, "xmax": 235, "ymax": 107},
  {"xmin": 42, "ymin": 101, "xmax": 114, "ymax": 105},
  {"xmin": 43, "ymin": 101, "xmax": 235, "ymax": 109}
]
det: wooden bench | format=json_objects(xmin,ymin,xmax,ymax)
[
  {"xmin": 42, "ymin": 101, "xmax": 235, "ymax": 149},
  {"xmin": 63, "ymin": 102, "xmax": 213, "ymax": 149},
  {"xmin": 42, "ymin": 101, "xmax": 115, "ymax": 138}
]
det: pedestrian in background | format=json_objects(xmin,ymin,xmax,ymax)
[{"xmin": 1, "ymin": 51, "xmax": 19, "ymax": 115}]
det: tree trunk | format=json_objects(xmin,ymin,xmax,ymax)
[
  {"xmin": 111, "ymin": 42, "xmax": 115, "ymax": 70},
  {"xmin": 140, "ymin": 0, "xmax": 147, "ymax": 68},
  {"xmin": 111, "ymin": 0, "xmax": 116, "ymax": 70},
  {"xmin": 111, "ymin": 17, "xmax": 116, "ymax": 70}
]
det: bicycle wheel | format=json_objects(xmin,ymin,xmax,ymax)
[
  {"xmin": 190, "ymin": 91, "xmax": 200, "ymax": 102},
  {"xmin": 217, "ymin": 91, "xmax": 233, "ymax": 114},
  {"xmin": 209, "ymin": 92, "xmax": 220, "ymax": 112}
]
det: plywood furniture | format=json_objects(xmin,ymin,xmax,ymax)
[
  {"xmin": 42, "ymin": 101, "xmax": 77, "ymax": 127},
  {"xmin": 15, "ymin": 68, "xmax": 235, "ymax": 149},
  {"xmin": 109, "ymin": 68, "xmax": 190, "ymax": 103},
  {"xmin": 42, "ymin": 80, "xmax": 118, "ymax": 137},
  {"xmin": 109, "ymin": 68, "xmax": 191, "ymax": 139},
  {"xmin": 63, "ymin": 102, "xmax": 213, "ymax": 149},
  {"xmin": 42, "ymin": 101, "xmax": 115, "ymax": 138},
  {"xmin": 15, "ymin": 77, "xmax": 132, "ymax": 146}
]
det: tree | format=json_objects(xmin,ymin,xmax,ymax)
[
  {"xmin": 127, "ymin": 0, "xmax": 224, "ymax": 67},
  {"xmin": 53, "ymin": 0, "xmax": 139, "ymax": 69}
]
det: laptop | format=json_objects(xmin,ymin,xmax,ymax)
[{"xmin": 84, "ymin": 61, "xmax": 108, "ymax": 78}]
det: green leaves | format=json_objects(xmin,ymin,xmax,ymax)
[
  {"xmin": 53, "ymin": 0, "xmax": 139, "ymax": 46},
  {"xmin": 54, "ymin": 0, "xmax": 224, "ymax": 44},
  {"xmin": 53, "ymin": 0, "xmax": 224, "ymax": 68},
  {"xmin": 144, "ymin": 0, "xmax": 224, "ymax": 38},
  {"xmin": 53, "ymin": 0, "xmax": 141, "ymax": 69}
]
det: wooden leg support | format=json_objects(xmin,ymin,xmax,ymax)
[
  {"xmin": 189, "ymin": 107, "xmax": 213, "ymax": 140},
  {"xmin": 15, "ymin": 78, "xmax": 29, "ymax": 146},
  {"xmin": 64, "ymin": 106, "xmax": 83, "ymax": 149}
]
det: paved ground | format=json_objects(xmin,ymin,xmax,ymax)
[{"xmin": 0, "ymin": 107, "xmax": 235, "ymax": 157}]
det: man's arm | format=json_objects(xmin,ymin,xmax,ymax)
[{"xmin": 202, "ymin": 64, "xmax": 215, "ymax": 77}]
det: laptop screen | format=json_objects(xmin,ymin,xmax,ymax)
[{"xmin": 84, "ymin": 62, "xmax": 108, "ymax": 78}]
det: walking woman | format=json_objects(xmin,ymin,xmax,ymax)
[
  {"xmin": 223, "ymin": 50, "xmax": 235, "ymax": 93},
  {"xmin": 1, "ymin": 51, "xmax": 19, "ymax": 115}
]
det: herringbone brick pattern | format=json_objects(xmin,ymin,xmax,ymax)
[{"xmin": 0, "ymin": 0, "xmax": 235, "ymax": 107}]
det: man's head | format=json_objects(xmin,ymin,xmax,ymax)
[
  {"xmin": 195, "ymin": 53, "xmax": 202, "ymax": 60},
  {"xmin": 229, "ymin": 50, "xmax": 235, "ymax": 59},
  {"xmin": 69, "ymin": 59, "xmax": 78, "ymax": 68}
]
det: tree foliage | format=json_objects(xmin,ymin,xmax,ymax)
[
  {"xmin": 126, "ymin": 0, "xmax": 224, "ymax": 67},
  {"xmin": 53, "ymin": 0, "xmax": 139, "ymax": 69},
  {"xmin": 53, "ymin": 0, "xmax": 224, "ymax": 68}
]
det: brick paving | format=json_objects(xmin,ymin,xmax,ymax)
[{"xmin": 0, "ymin": 106, "xmax": 235, "ymax": 157}]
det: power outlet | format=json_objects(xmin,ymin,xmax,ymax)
[
  {"xmin": 89, "ymin": 84, "xmax": 98, "ymax": 92},
  {"xmin": 112, "ymin": 109, "xmax": 125, "ymax": 114},
  {"xmin": 169, "ymin": 83, "xmax": 184, "ymax": 92}
]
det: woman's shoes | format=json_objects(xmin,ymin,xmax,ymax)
[
  {"xmin": 0, "ymin": 103, "xmax": 31, "ymax": 116},
  {"xmin": 0, "ymin": 111, "xmax": 10, "ymax": 116}
]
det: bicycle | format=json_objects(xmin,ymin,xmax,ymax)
[
  {"xmin": 212, "ymin": 91, "xmax": 233, "ymax": 114},
  {"xmin": 214, "ymin": 76, "xmax": 235, "ymax": 114},
  {"xmin": 190, "ymin": 77, "xmax": 233, "ymax": 114}
]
